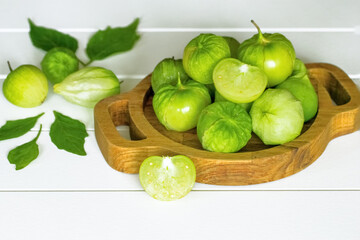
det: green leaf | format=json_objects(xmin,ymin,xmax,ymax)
[
  {"xmin": 50, "ymin": 111, "xmax": 88, "ymax": 156},
  {"xmin": 8, "ymin": 125, "xmax": 42, "ymax": 170},
  {"xmin": 86, "ymin": 18, "xmax": 140, "ymax": 61},
  {"xmin": 0, "ymin": 113, "xmax": 44, "ymax": 141},
  {"xmin": 28, "ymin": 18, "xmax": 78, "ymax": 52}
]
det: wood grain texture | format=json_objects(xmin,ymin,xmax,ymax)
[{"xmin": 94, "ymin": 63, "xmax": 360, "ymax": 185}]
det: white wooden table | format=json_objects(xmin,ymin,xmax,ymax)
[{"xmin": 0, "ymin": 0, "xmax": 359, "ymax": 239}]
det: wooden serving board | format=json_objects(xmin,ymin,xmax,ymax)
[{"xmin": 94, "ymin": 63, "xmax": 360, "ymax": 185}]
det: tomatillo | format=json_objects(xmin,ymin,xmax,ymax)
[
  {"xmin": 151, "ymin": 57, "xmax": 189, "ymax": 93},
  {"xmin": 41, "ymin": 47, "xmax": 79, "ymax": 85},
  {"xmin": 3, "ymin": 64, "xmax": 48, "ymax": 108},
  {"xmin": 276, "ymin": 58, "xmax": 318, "ymax": 122},
  {"xmin": 152, "ymin": 77, "xmax": 211, "ymax": 132},
  {"xmin": 237, "ymin": 20, "xmax": 296, "ymax": 87},
  {"xmin": 197, "ymin": 101, "xmax": 252, "ymax": 153},
  {"xmin": 183, "ymin": 33, "xmax": 231, "ymax": 84}
]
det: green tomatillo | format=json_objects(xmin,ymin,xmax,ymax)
[
  {"xmin": 276, "ymin": 58, "xmax": 318, "ymax": 122},
  {"xmin": 53, "ymin": 66, "xmax": 120, "ymax": 108},
  {"xmin": 183, "ymin": 33, "xmax": 231, "ymax": 84},
  {"xmin": 151, "ymin": 57, "xmax": 189, "ymax": 93},
  {"xmin": 2, "ymin": 63, "xmax": 48, "ymax": 108},
  {"xmin": 250, "ymin": 88, "xmax": 304, "ymax": 145},
  {"xmin": 237, "ymin": 20, "xmax": 296, "ymax": 87},
  {"xmin": 197, "ymin": 101, "xmax": 252, "ymax": 153},
  {"xmin": 41, "ymin": 47, "xmax": 79, "ymax": 85},
  {"xmin": 152, "ymin": 76, "xmax": 211, "ymax": 132},
  {"xmin": 223, "ymin": 36, "xmax": 240, "ymax": 58}
]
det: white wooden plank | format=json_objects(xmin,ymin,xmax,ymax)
[
  {"xmin": 0, "ymin": 191, "xmax": 359, "ymax": 240},
  {"xmin": 0, "ymin": 0, "xmax": 358, "ymax": 28},
  {"xmin": 0, "ymin": 76, "xmax": 140, "ymax": 130},
  {"xmin": 0, "ymin": 32, "xmax": 359, "ymax": 76},
  {"xmin": 0, "ymin": 130, "xmax": 359, "ymax": 191}
]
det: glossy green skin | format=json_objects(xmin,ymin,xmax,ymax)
[
  {"xmin": 183, "ymin": 34, "xmax": 231, "ymax": 84},
  {"xmin": 276, "ymin": 59, "xmax": 318, "ymax": 122},
  {"xmin": 3, "ymin": 65, "xmax": 48, "ymax": 108},
  {"xmin": 53, "ymin": 67, "xmax": 120, "ymax": 108},
  {"xmin": 41, "ymin": 47, "xmax": 79, "ymax": 85},
  {"xmin": 237, "ymin": 32, "xmax": 296, "ymax": 87},
  {"xmin": 197, "ymin": 101, "xmax": 252, "ymax": 153},
  {"xmin": 139, "ymin": 155, "xmax": 196, "ymax": 201},
  {"xmin": 151, "ymin": 58, "xmax": 189, "ymax": 93},
  {"xmin": 290, "ymin": 58, "xmax": 308, "ymax": 78},
  {"xmin": 223, "ymin": 36, "xmax": 240, "ymax": 58},
  {"xmin": 153, "ymin": 80, "xmax": 211, "ymax": 132},
  {"xmin": 250, "ymin": 88, "xmax": 304, "ymax": 145},
  {"xmin": 214, "ymin": 90, "xmax": 253, "ymax": 112}
]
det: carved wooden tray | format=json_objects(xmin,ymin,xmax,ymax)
[{"xmin": 94, "ymin": 63, "xmax": 360, "ymax": 185}]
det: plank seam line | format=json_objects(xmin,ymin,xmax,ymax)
[
  {"xmin": 0, "ymin": 27, "xmax": 357, "ymax": 33},
  {"xmin": 0, "ymin": 189, "xmax": 359, "ymax": 193}
]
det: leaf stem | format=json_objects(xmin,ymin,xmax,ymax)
[
  {"xmin": 34, "ymin": 124, "xmax": 43, "ymax": 142},
  {"xmin": 78, "ymin": 58, "xmax": 87, "ymax": 67},
  {"xmin": 82, "ymin": 60, "xmax": 93, "ymax": 67}
]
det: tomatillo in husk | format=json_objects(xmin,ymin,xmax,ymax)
[
  {"xmin": 183, "ymin": 33, "xmax": 231, "ymax": 84},
  {"xmin": 197, "ymin": 101, "xmax": 252, "ymax": 153},
  {"xmin": 151, "ymin": 57, "xmax": 189, "ymax": 93},
  {"xmin": 53, "ymin": 67, "xmax": 120, "ymax": 108},
  {"xmin": 41, "ymin": 47, "xmax": 79, "ymax": 85}
]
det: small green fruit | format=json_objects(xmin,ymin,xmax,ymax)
[
  {"xmin": 237, "ymin": 20, "xmax": 296, "ymax": 87},
  {"xmin": 153, "ymin": 78, "xmax": 211, "ymax": 132},
  {"xmin": 183, "ymin": 33, "xmax": 231, "ymax": 84},
  {"xmin": 223, "ymin": 36, "xmax": 240, "ymax": 58},
  {"xmin": 290, "ymin": 58, "xmax": 308, "ymax": 79},
  {"xmin": 276, "ymin": 59, "xmax": 318, "ymax": 122},
  {"xmin": 41, "ymin": 47, "xmax": 79, "ymax": 84},
  {"xmin": 151, "ymin": 57, "xmax": 189, "ymax": 93},
  {"xmin": 2, "ymin": 64, "xmax": 48, "ymax": 108},
  {"xmin": 197, "ymin": 101, "xmax": 252, "ymax": 153},
  {"xmin": 53, "ymin": 67, "xmax": 120, "ymax": 108},
  {"xmin": 250, "ymin": 88, "xmax": 304, "ymax": 145}
]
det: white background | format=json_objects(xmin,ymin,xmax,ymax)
[{"xmin": 0, "ymin": 0, "xmax": 359, "ymax": 239}]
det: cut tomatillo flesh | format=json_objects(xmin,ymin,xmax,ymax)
[
  {"xmin": 213, "ymin": 58, "xmax": 268, "ymax": 103},
  {"xmin": 139, "ymin": 155, "xmax": 196, "ymax": 201}
]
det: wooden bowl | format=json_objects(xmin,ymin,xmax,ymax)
[{"xmin": 94, "ymin": 63, "xmax": 360, "ymax": 185}]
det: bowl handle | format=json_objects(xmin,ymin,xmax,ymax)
[
  {"xmin": 307, "ymin": 63, "xmax": 360, "ymax": 139},
  {"xmin": 94, "ymin": 76, "xmax": 177, "ymax": 173}
]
